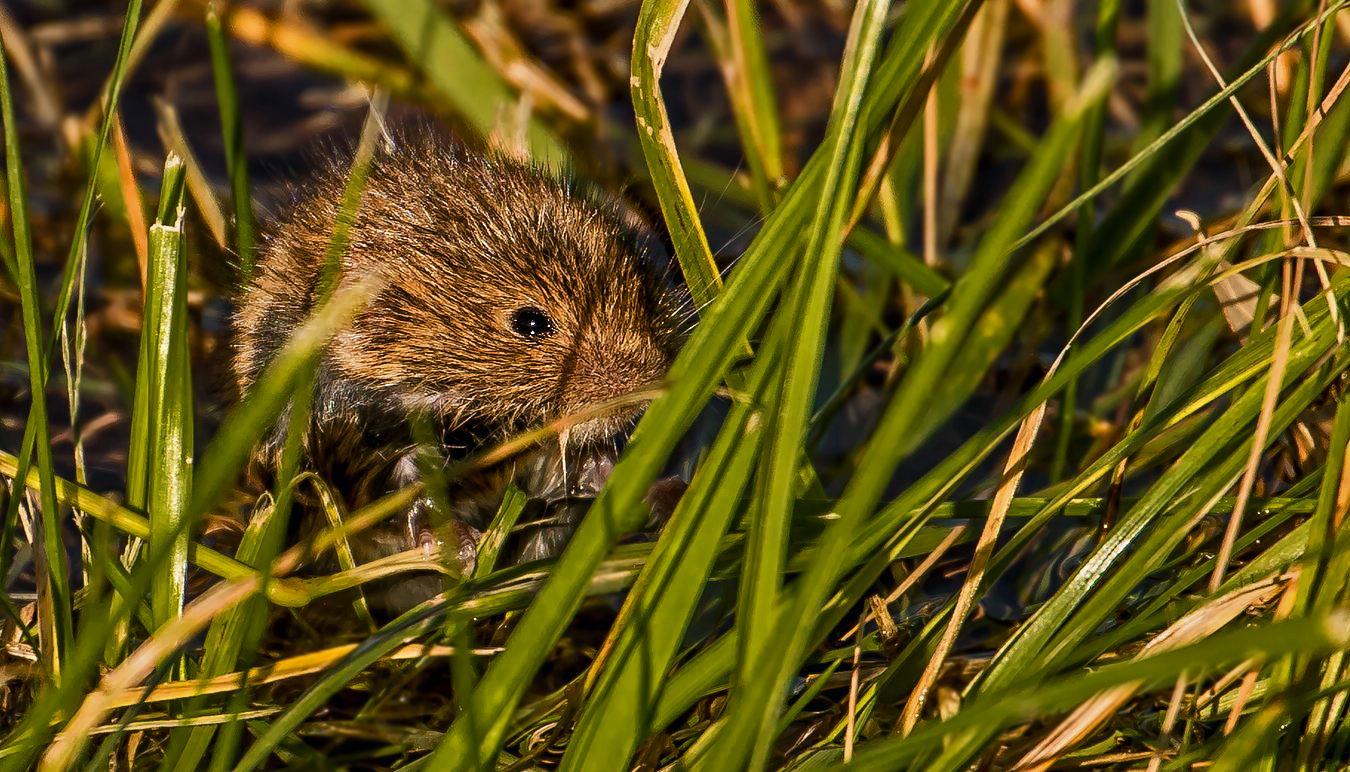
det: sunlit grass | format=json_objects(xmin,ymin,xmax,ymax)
[{"xmin": 1, "ymin": 0, "xmax": 1349, "ymax": 769}]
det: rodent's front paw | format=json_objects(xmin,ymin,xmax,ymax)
[
  {"xmin": 417, "ymin": 519, "xmax": 482, "ymax": 578},
  {"xmin": 644, "ymin": 476, "xmax": 688, "ymax": 528}
]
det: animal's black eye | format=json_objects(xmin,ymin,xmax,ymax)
[{"xmin": 510, "ymin": 307, "xmax": 555, "ymax": 340}]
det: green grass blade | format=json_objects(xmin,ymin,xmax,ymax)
[
  {"xmin": 205, "ymin": 3, "xmax": 256, "ymax": 281},
  {"xmin": 847, "ymin": 613, "xmax": 1350, "ymax": 770},
  {"xmin": 722, "ymin": 0, "xmax": 889, "ymax": 765},
  {"xmin": 0, "ymin": 24, "xmax": 71, "ymax": 681},
  {"xmin": 560, "ymin": 313, "xmax": 786, "ymax": 771},
  {"xmin": 141, "ymin": 154, "xmax": 193, "ymax": 633},
  {"xmin": 847, "ymin": 226, "xmax": 949, "ymax": 297},
  {"xmin": 632, "ymin": 0, "xmax": 725, "ymax": 316}
]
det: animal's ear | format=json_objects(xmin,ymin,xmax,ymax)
[{"xmin": 574, "ymin": 175, "xmax": 673, "ymax": 267}]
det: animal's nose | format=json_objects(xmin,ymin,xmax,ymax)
[{"xmin": 568, "ymin": 344, "xmax": 667, "ymax": 409}]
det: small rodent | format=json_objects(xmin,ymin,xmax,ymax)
[{"xmin": 233, "ymin": 133, "xmax": 687, "ymax": 610}]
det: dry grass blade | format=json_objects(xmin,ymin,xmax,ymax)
[
  {"xmin": 1175, "ymin": 0, "xmax": 1318, "ymax": 251},
  {"xmin": 938, "ymin": 0, "xmax": 1009, "ymax": 244},
  {"xmin": 1207, "ymin": 270, "xmax": 1296, "ymax": 592},
  {"xmin": 1145, "ymin": 674, "xmax": 1192, "ymax": 772},
  {"xmin": 839, "ymin": 524, "xmax": 968, "ymax": 641},
  {"xmin": 38, "ymin": 575, "xmax": 261, "ymax": 770},
  {"xmin": 1014, "ymin": 572, "xmax": 1295, "ymax": 769},
  {"xmin": 111, "ymin": 115, "xmax": 149, "ymax": 289},
  {"xmin": 98, "ymin": 642, "xmax": 502, "ymax": 710},
  {"xmin": 899, "ymin": 348, "xmax": 1051, "ymax": 734},
  {"xmin": 151, "ymin": 97, "xmax": 228, "ymax": 249},
  {"xmin": 1174, "ymin": 0, "xmax": 1340, "ymax": 344}
]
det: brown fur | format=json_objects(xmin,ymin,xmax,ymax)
[{"xmin": 233, "ymin": 134, "xmax": 685, "ymax": 609}]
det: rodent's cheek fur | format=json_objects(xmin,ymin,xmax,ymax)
[
  {"xmin": 329, "ymin": 341, "xmax": 554, "ymax": 430},
  {"xmin": 328, "ymin": 278, "xmax": 678, "ymax": 443}
]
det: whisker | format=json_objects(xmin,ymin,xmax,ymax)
[
  {"xmin": 699, "ymin": 158, "xmax": 745, "ymax": 218},
  {"xmin": 713, "ymin": 213, "xmax": 767, "ymax": 261}
]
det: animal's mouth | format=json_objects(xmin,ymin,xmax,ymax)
[
  {"xmin": 564, "ymin": 442, "xmax": 618, "ymax": 499},
  {"xmin": 549, "ymin": 398, "xmax": 655, "ymax": 498},
  {"xmin": 554, "ymin": 382, "xmax": 665, "ymax": 447},
  {"xmin": 559, "ymin": 411, "xmax": 639, "ymax": 449},
  {"xmin": 512, "ymin": 430, "xmax": 625, "ymax": 506}
]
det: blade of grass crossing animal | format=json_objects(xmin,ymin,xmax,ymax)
[
  {"xmin": 314, "ymin": 95, "xmax": 384, "ymax": 303},
  {"xmin": 560, "ymin": 311, "xmax": 786, "ymax": 771},
  {"xmin": 0, "ymin": 21, "xmax": 71, "ymax": 681},
  {"xmin": 473, "ymin": 484, "xmax": 528, "ymax": 578},
  {"xmin": 718, "ymin": 0, "xmax": 890, "ymax": 766},
  {"xmin": 181, "ymin": 115, "xmax": 391, "ymax": 760},
  {"xmin": 218, "ymin": 110, "xmax": 431, "ymax": 771},
  {"xmin": 430, "ymin": 0, "xmax": 975, "ymax": 765}
]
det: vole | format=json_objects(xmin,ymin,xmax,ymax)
[{"xmin": 232, "ymin": 133, "xmax": 687, "ymax": 610}]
